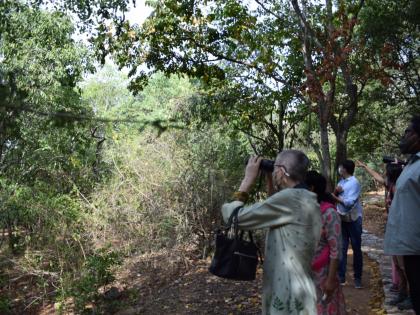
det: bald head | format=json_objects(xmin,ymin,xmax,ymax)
[{"xmin": 276, "ymin": 150, "xmax": 310, "ymax": 182}]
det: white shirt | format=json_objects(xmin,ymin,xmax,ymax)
[{"xmin": 336, "ymin": 175, "xmax": 363, "ymax": 219}]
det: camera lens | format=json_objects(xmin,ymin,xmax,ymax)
[
  {"xmin": 245, "ymin": 158, "xmax": 275, "ymax": 172},
  {"xmin": 383, "ymin": 156, "xmax": 394, "ymax": 164},
  {"xmin": 260, "ymin": 159, "xmax": 274, "ymax": 173}
]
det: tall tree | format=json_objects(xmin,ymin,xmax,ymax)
[
  {"xmin": 0, "ymin": 2, "xmax": 95, "ymax": 183},
  {"xmin": 31, "ymin": 0, "xmax": 419, "ymax": 183},
  {"xmin": 0, "ymin": 2, "xmax": 98, "ymax": 250}
]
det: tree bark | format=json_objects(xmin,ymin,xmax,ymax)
[
  {"xmin": 318, "ymin": 107, "xmax": 333, "ymax": 190},
  {"xmin": 335, "ymin": 128, "xmax": 348, "ymax": 170}
]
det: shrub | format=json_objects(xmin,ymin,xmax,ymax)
[{"xmin": 87, "ymin": 127, "xmax": 248, "ymax": 257}]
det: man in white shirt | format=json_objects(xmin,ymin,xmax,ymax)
[{"xmin": 331, "ymin": 160, "xmax": 363, "ymax": 289}]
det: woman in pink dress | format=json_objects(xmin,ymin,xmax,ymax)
[{"xmin": 306, "ymin": 171, "xmax": 346, "ymax": 315}]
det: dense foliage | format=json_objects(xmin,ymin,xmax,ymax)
[
  {"xmin": 70, "ymin": 0, "xmax": 419, "ymax": 183},
  {"xmin": 0, "ymin": 0, "xmax": 418, "ymax": 313},
  {"xmin": 0, "ymin": 3, "xmax": 113, "ymax": 313}
]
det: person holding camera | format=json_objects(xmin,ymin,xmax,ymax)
[
  {"xmin": 355, "ymin": 159, "xmax": 411, "ymax": 309},
  {"xmin": 355, "ymin": 159, "xmax": 404, "ymax": 214},
  {"xmin": 384, "ymin": 116, "xmax": 420, "ymax": 314},
  {"xmin": 330, "ymin": 160, "xmax": 363, "ymax": 289},
  {"xmin": 221, "ymin": 150, "xmax": 321, "ymax": 315}
]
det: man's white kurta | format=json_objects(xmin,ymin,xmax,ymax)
[{"xmin": 222, "ymin": 188, "xmax": 321, "ymax": 315}]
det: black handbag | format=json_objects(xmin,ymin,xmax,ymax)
[{"xmin": 209, "ymin": 206, "xmax": 261, "ymax": 281}]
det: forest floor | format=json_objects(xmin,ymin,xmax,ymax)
[
  {"xmin": 1, "ymin": 191, "xmax": 389, "ymax": 314},
  {"xmin": 104, "ymin": 252, "xmax": 381, "ymax": 315},
  {"xmin": 100, "ymin": 190, "xmax": 389, "ymax": 315}
]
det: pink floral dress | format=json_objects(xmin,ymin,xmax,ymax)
[{"xmin": 312, "ymin": 202, "xmax": 346, "ymax": 315}]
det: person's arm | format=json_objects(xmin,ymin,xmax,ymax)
[
  {"xmin": 356, "ymin": 160, "xmax": 385, "ymax": 185},
  {"xmin": 221, "ymin": 190, "xmax": 295, "ymax": 230},
  {"xmin": 324, "ymin": 259, "xmax": 339, "ymax": 300},
  {"xmin": 230, "ymin": 156, "xmax": 262, "ymax": 203},
  {"xmin": 222, "ymin": 156, "xmax": 295, "ymax": 230},
  {"xmin": 331, "ymin": 184, "xmax": 343, "ymax": 204},
  {"xmin": 330, "ymin": 193, "xmax": 341, "ymax": 204},
  {"xmin": 336, "ymin": 179, "xmax": 361, "ymax": 209},
  {"xmin": 333, "ymin": 185, "xmax": 343, "ymax": 195}
]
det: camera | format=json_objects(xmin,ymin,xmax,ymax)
[
  {"xmin": 382, "ymin": 156, "xmax": 406, "ymax": 165},
  {"xmin": 260, "ymin": 159, "xmax": 275, "ymax": 172},
  {"xmin": 245, "ymin": 158, "xmax": 275, "ymax": 173}
]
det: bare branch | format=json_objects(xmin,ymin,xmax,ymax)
[
  {"xmin": 263, "ymin": 117, "xmax": 281, "ymax": 139},
  {"xmin": 237, "ymin": 126, "xmax": 268, "ymax": 145},
  {"xmin": 325, "ymin": 0, "xmax": 334, "ymax": 33},
  {"xmin": 179, "ymin": 25, "xmax": 309, "ymax": 100},
  {"xmin": 255, "ymin": 0, "xmax": 283, "ymax": 21},
  {"xmin": 247, "ymin": 136, "xmax": 260, "ymax": 155},
  {"xmin": 290, "ymin": 0, "xmax": 324, "ymax": 50}
]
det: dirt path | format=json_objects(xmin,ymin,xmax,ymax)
[
  {"xmin": 2, "ymin": 191, "xmax": 388, "ymax": 314},
  {"xmin": 341, "ymin": 252, "xmax": 378, "ymax": 315},
  {"xmin": 0, "ymin": 249, "xmax": 384, "ymax": 315},
  {"xmin": 108, "ymin": 192, "xmax": 387, "ymax": 315},
  {"xmin": 108, "ymin": 253, "xmax": 380, "ymax": 315},
  {"xmin": 140, "ymin": 265, "xmax": 261, "ymax": 314},
  {"xmin": 116, "ymin": 259, "xmax": 262, "ymax": 315}
]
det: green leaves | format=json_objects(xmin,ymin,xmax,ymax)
[
  {"xmin": 0, "ymin": 2, "xmax": 96, "ymax": 184},
  {"xmin": 1, "ymin": 7, "xmax": 91, "ymax": 105},
  {"xmin": 0, "ymin": 4, "xmax": 99, "ymax": 264}
]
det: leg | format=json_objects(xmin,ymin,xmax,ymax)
[
  {"xmin": 348, "ymin": 216, "xmax": 363, "ymax": 283},
  {"xmin": 391, "ymin": 257, "xmax": 400, "ymax": 290},
  {"xmin": 404, "ymin": 255, "xmax": 420, "ymax": 314},
  {"xmin": 389, "ymin": 256, "xmax": 409, "ymax": 305},
  {"xmin": 395, "ymin": 256, "xmax": 408, "ymax": 295},
  {"xmin": 339, "ymin": 221, "xmax": 350, "ymax": 283}
]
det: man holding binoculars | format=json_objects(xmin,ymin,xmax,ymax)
[{"xmin": 221, "ymin": 150, "xmax": 321, "ymax": 315}]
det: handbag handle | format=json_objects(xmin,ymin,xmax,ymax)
[
  {"xmin": 228, "ymin": 207, "xmax": 255, "ymax": 244},
  {"xmin": 225, "ymin": 206, "xmax": 245, "ymax": 240},
  {"xmin": 226, "ymin": 205, "xmax": 243, "ymax": 230},
  {"xmin": 226, "ymin": 206, "xmax": 264, "ymax": 264}
]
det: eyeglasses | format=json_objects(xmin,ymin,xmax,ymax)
[{"xmin": 274, "ymin": 164, "xmax": 290, "ymax": 177}]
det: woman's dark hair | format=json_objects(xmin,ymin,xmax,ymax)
[
  {"xmin": 305, "ymin": 170, "xmax": 335, "ymax": 204},
  {"xmin": 386, "ymin": 163, "xmax": 403, "ymax": 184}
]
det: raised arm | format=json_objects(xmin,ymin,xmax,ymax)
[
  {"xmin": 356, "ymin": 160, "xmax": 385, "ymax": 185},
  {"xmin": 221, "ymin": 191, "xmax": 295, "ymax": 230}
]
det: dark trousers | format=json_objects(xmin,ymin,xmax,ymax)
[
  {"xmin": 339, "ymin": 216, "xmax": 363, "ymax": 282},
  {"xmin": 404, "ymin": 255, "xmax": 420, "ymax": 314}
]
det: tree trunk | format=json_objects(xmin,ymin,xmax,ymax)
[
  {"xmin": 277, "ymin": 107, "xmax": 285, "ymax": 152},
  {"xmin": 319, "ymin": 120, "xmax": 333, "ymax": 190},
  {"xmin": 330, "ymin": 83, "xmax": 358, "ymax": 174},
  {"xmin": 335, "ymin": 129, "xmax": 348, "ymax": 171}
]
